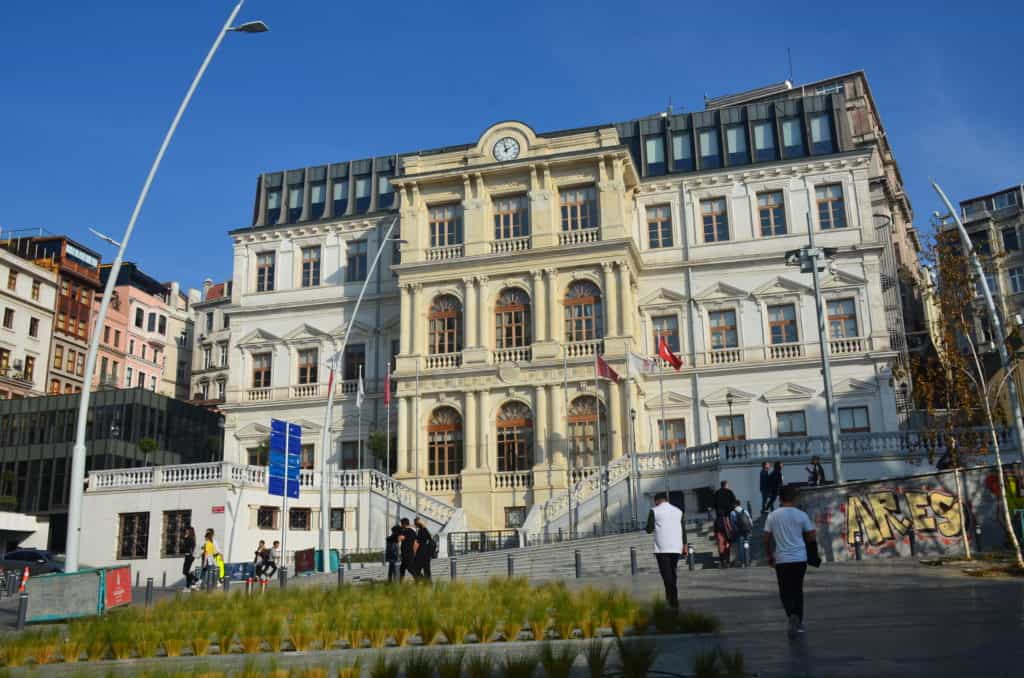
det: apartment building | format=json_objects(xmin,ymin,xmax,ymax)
[
  {"xmin": 162, "ymin": 282, "xmax": 196, "ymax": 400},
  {"xmin": 92, "ymin": 287, "xmax": 128, "ymax": 390},
  {"xmin": 0, "ymin": 248, "xmax": 57, "ymax": 398},
  {"xmin": 190, "ymin": 278, "xmax": 232, "ymax": 403}
]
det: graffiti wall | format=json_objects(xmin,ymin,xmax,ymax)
[{"xmin": 799, "ymin": 464, "xmax": 1023, "ymax": 562}]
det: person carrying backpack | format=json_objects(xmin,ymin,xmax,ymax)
[
  {"xmin": 730, "ymin": 500, "xmax": 754, "ymax": 565},
  {"xmin": 412, "ymin": 517, "xmax": 434, "ymax": 582},
  {"xmin": 385, "ymin": 525, "xmax": 401, "ymax": 582}
]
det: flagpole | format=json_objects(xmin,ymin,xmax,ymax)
[
  {"xmin": 414, "ymin": 358, "xmax": 421, "ymax": 518},
  {"xmin": 626, "ymin": 357, "xmax": 639, "ymax": 525},
  {"xmin": 563, "ymin": 350, "xmax": 573, "ymax": 539},
  {"xmin": 357, "ymin": 364, "xmax": 363, "ymax": 553},
  {"xmin": 593, "ymin": 353, "xmax": 607, "ymax": 529},
  {"xmin": 385, "ymin": 370, "xmax": 391, "ymax": 536},
  {"xmin": 658, "ymin": 354, "xmax": 670, "ymax": 496}
]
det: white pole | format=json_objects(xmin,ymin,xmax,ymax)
[
  {"xmin": 659, "ymin": 359, "xmax": 669, "ymax": 495},
  {"xmin": 593, "ymin": 354, "xmax": 607, "ymax": 528},
  {"xmin": 65, "ymin": 0, "xmax": 252, "ymax": 572},
  {"xmin": 563, "ymin": 351, "xmax": 573, "ymax": 537},
  {"xmin": 319, "ymin": 367, "xmax": 335, "ymax": 571},
  {"xmin": 357, "ymin": 363, "xmax": 363, "ymax": 553},
  {"xmin": 317, "ymin": 215, "xmax": 398, "ymax": 571},
  {"xmin": 281, "ymin": 422, "xmax": 289, "ymax": 576},
  {"xmin": 414, "ymin": 359, "xmax": 421, "ymax": 518}
]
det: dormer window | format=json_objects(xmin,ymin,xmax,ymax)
[{"xmin": 266, "ymin": 188, "xmax": 281, "ymax": 224}]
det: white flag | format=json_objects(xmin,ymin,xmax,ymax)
[
  {"xmin": 627, "ymin": 351, "xmax": 658, "ymax": 376},
  {"xmin": 356, "ymin": 373, "xmax": 365, "ymax": 409}
]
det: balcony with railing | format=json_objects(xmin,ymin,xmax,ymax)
[
  {"xmin": 241, "ymin": 378, "xmax": 380, "ymax": 403},
  {"xmin": 492, "ymin": 470, "xmax": 534, "ymax": 490},
  {"xmin": 564, "ymin": 339, "xmax": 603, "ymax": 359},
  {"xmin": 558, "ymin": 228, "xmax": 600, "ymax": 246},
  {"xmin": 493, "ymin": 346, "xmax": 531, "ymax": 364},
  {"xmin": 490, "ymin": 236, "xmax": 531, "ymax": 254},
  {"xmin": 425, "ymin": 352, "xmax": 462, "ymax": 370},
  {"xmin": 426, "ymin": 244, "xmax": 464, "ymax": 262},
  {"xmin": 423, "ymin": 474, "xmax": 461, "ymax": 494},
  {"xmin": 768, "ymin": 343, "xmax": 805, "ymax": 360},
  {"xmin": 830, "ymin": 337, "xmax": 865, "ymax": 355},
  {"xmin": 708, "ymin": 347, "xmax": 742, "ymax": 365}
]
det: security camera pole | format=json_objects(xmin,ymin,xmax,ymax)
[{"xmin": 786, "ymin": 213, "xmax": 843, "ymax": 483}]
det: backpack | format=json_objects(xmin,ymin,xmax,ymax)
[{"xmin": 737, "ymin": 509, "xmax": 753, "ymax": 535}]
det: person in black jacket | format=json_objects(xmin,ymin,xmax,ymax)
[
  {"xmin": 181, "ymin": 526, "xmax": 196, "ymax": 591},
  {"xmin": 759, "ymin": 462, "xmax": 772, "ymax": 514},
  {"xmin": 398, "ymin": 518, "xmax": 417, "ymax": 580},
  {"xmin": 712, "ymin": 481, "xmax": 737, "ymax": 568},
  {"xmin": 805, "ymin": 456, "xmax": 826, "ymax": 486},
  {"xmin": 385, "ymin": 525, "xmax": 401, "ymax": 582},
  {"xmin": 766, "ymin": 462, "xmax": 784, "ymax": 511},
  {"xmin": 412, "ymin": 517, "xmax": 434, "ymax": 582}
]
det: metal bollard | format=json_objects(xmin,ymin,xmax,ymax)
[
  {"xmin": 557, "ymin": 527, "xmax": 563, "ymax": 542},
  {"xmin": 245, "ymin": 577, "xmax": 253, "ymax": 595},
  {"xmin": 16, "ymin": 592, "xmax": 28, "ymax": 630},
  {"xmin": 347, "ymin": 555, "xmax": 353, "ymax": 571},
  {"xmin": 279, "ymin": 566, "xmax": 288, "ymax": 589},
  {"xmin": 223, "ymin": 576, "xmax": 230, "ymax": 593},
  {"xmin": 135, "ymin": 571, "xmax": 140, "ymax": 588},
  {"xmin": 206, "ymin": 569, "xmax": 215, "ymax": 592},
  {"xmin": 629, "ymin": 547, "xmax": 638, "ymax": 576},
  {"xmin": 337, "ymin": 566, "xmax": 344, "ymax": 588},
  {"xmin": 162, "ymin": 572, "xmax": 167, "ymax": 589},
  {"xmin": 908, "ymin": 530, "xmax": 916, "ymax": 557},
  {"xmin": 450, "ymin": 558, "xmax": 457, "ymax": 580},
  {"xmin": 507, "ymin": 553, "xmax": 514, "ymax": 577},
  {"xmin": 592, "ymin": 524, "xmax": 598, "ymax": 538},
  {"xmin": 574, "ymin": 550, "xmax": 582, "ymax": 578},
  {"xmin": 975, "ymin": 525, "xmax": 983, "ymax": 553},
  {"xmin": 854, "ymin": 531, "xmax": 863, "ymax": 561},
  {"xmin": 687, "ymin": 546, "xmax": 695, "ymax": 571},
  {"xmin": 145, "ymin": 578, "xmax": 153, "ymax": 607}
]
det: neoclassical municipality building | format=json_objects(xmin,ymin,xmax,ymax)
[{"xmin": 216, "ymin": 72, "xmax": 907, "ymax": 533}]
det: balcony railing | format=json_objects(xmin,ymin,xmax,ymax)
[
  {"xmin": 708, "ymin": 347, "xmax": 742, "ymax": 365},
  {"xmin": 490, "ymin": 236, "xmax": 531, "ymax": 254},
  {"xmin": 246, "ymin": 387, "xmax": 272, "ymax": 402},
  {"xmin": 494, "ymin": 347, "xmax": 531, "ymax": 364},
  {"xmin": 768, "ymin": 343, "xmax": 804, "ymax": 360},
  {"xmin": 426, "ymin": 244, "xmax": 464, "ymax": 261},
  {"xmin": 830, "ymin": 337, "xmax": 864, "ymax": 355},
  {"xmin": 564, "ymin": 339, "xmax": 603, "ymax": 359},
  {"xmin": 424, "ymin": 474, "xmax": 461, "ymax": 494},
  {"xmin": 559, "ymin": 228, "xmax": 600, "ymax": 246},
  {"xmin": 570, "ymin": 465, "xmax": 600, "ymax": 485},
  {"xmin": 493, "ymin": 470, "xmax": 534, "ymax": 490},
  {"xmin": 425, "ymin": 352, "xmax": 462, "ymax": 370}
]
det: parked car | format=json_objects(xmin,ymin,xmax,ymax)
[{"xmin": 0, "ymin": 549, "xmax": 64, "ymax": 575}]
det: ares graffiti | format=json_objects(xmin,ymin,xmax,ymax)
[{"xmin": 845, "ymin": 490, "xmax": 962, "ymax": 546}]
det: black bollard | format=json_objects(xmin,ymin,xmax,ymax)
[
  {"xmin": 145, "ymin": 578, "xmax": 153, "ymax": 607},
  {"xmin": 162, "ymin": 572, "xmax": 167, "ymax": 588},
  {"xmin": 574, "ymin": 550, "xmax": 582, "ymax": 578},
  {"xmin": 337, "ymin": 566, "xmax": 344, "ymax": 588},
  {"xmin": 908, "ymin": 530, "xmax": 916, "ymax": 557},
  {"xmin": 135, "ymin": 570, "xmax": 140, "ymax": 588},
  {"xmin": 507, "ymin": 553, "xmax": 514, "ymax": 577},
  {"xmin": 687, "ymin": 545, "xmax": 695, "ymax": 571},
  {"xmin": 449, "ymin": 558, "xmax": 457, "ymax": 580},
  {"xmin": 557, "ymin": 527, "xmax": 563, "ymax": 542},
  {"xmin": 206, "ymin": 569, "xmax": 215, "ymax": 592},
  {"xmin": 629, "ymin": 546, "xmax": 638, "ymax": 576},
  {"xmin": 592, "ymin": 524, "xmax": 598, "ymax": 538},
  {"xmin": 279, "ymin": 566, "xmax": 288, "ymax": 589},
  {"xmin": 854, "ymin": 531, "xmax": 863, "ymax": 561},
  {"xmin": 16, "ymin": 592, "xmax": 28, "ymax": 630},
  {"xmin": 347, "ymin": 555, "xmax": 353, "ymax": 571}
]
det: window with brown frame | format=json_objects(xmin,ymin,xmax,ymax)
[
  {"xmin": 297, "ymin": 348, "xmax": 318, "ymax": 385},
  {"xmin": 777, "ymin": 411, "xmax": 807, "ymax": 437},
  {"xmin": 24, "ymin": 357, "xmax": 34, "ymax": 381},
  {"xmin": 758, "ymin": 191, "xmax": 787, "ymax": 236},
  {"xmin": 826, "ymin": 298, "xmax": 858, "ymax": 338},
  {"xmin": 646, "ymin": 205, "xmax": 673, "ymax": 249},
  {"xmin": 567, "ymin": 396, "xmax": 606, "ymax": 468},
  {"xmin": 652, "ymin": 315, "xmax": 680, "ymax": 353},
  {"xmin": 256, "ymin": 506, "xmax": 278, "ymax": 529},
  {"xmin": 301, "ymin": 246, "xmax": 321, "ymax": 287},
  {"xmin": 816, "ymin": 184, "xmax": 847, "ymax": 229},
  {"xmin": 6, "ymin": 270, "xmax": 16, "ymax": 291},
  {"xmin": 560, "ymin": 186, "xmax": 598, "ymax": 231},
  {"xmin": 716, "ymin": 415, "xmax": 746, "ymax": 441},
  {"xmin": 0, "ymin": 349, "xmax": 8, "ymax": 373},
  {"xmin": 289, "ymin": 508, "xmax": 311, "ymax": 530},
  {"xmin": 117, "ymin": 512, "xmax": 149, "ymax": 559},
  {"xmin": 162, "ymin": 510, "xmax": 192, "ymax": 557},
  {"xmin": 31, "ymin": 279, "xmax": 40, "ymax": 301},
  {"xmin": 256, "ymin": 252, "xmax": 275, "ymax": 292},
  {"xmin": 659, "ymin": 418, "xmax": 686, "ymax": 450},
  {"xmin": 701, "ymin": 198, "xmax": 730, "ymax": 242},
  {"xmin": 429, "ymin": 295, "xmax": 462, "ymax": 355},
  {"xmin": 2, "ymin": 308, "xmax": 13, "ymax": 329},
  {"xmin": 429, "ymin": 204, "xmax": 463, "ymax": 248},
  {"xmin": 252, "ymin": 353, "xmax": 271, "ymax": 388},
  {"xmin": 495, "ymin": 288, "xmax": 531, "ymax": 349},
  {"xmin": 300, "ymin": 444, "xmax": 315, "ymax": 470},
  {"xmin": 427, "ymin": 407, "xmax": 464, "ymax": 476},
  {"xmin": 496, "ymin": 401, "xmax": 533, "ymax": 472},
  {"xmin": 767, "ymin": 304, "xmax": 798, "ymax": 344},
  {"xmin": 839, "ymin": 406, "xmax": 870, "ymax": 433},
  {"xmin": 52, "ymin": 345, "xmax": 63, "ymax": 370},
  {"xmin": 248, "ymin": 446, "xmax": 269, "ymax": 466},
  {"xmin": 493, "ymin": 195, "xmax": 530, "ymax": 240},
  {"xmin": 564, "ymin": 280, "xmax": 603, "ymax": 343},
  {"xmin": 708, "ymin": 309, "xmax": 738, "ymax": 349}
]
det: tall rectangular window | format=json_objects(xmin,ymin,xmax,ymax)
[
  {"xmin": 377, "ymin": 175, "xmax": 395, "ymax": 209},
  {"xmin": 777, "ymin": 411, "xmax": 807, "ymax": 437},
  {"xmin": 645, "ymin": 136, "xmax": 666, "ymax": 175},
  {"xmin": 135, "ymin": 308, "xmax": 144, "ymax": 328},
  {"xmin": 23, "ymin": 356, "xmax": 34, "ymax": 381},
  {"xmin": 343, "ymin": 343, "xmax": 366, "ymax": 381},
  {"xmin": 147, "ymin": 313, "xmax": 155, "ymax": 333},
  {"xmin": 2, "ymin": 308, "xmax": 13, "ymax": 329},
  {"xmin": 716, "ymin": 415, "xmax": 745, "ymax": 441},
  {"xmin": 53, "ymin": 345, "xmax": 63, "ymax": 369},
  {"xmin": 725, "ymin": 125, "xmax": 748, "ymax": 165},
  {"xmin": 839, "ymin": 406, "xmax": 870, "ymax": 433},
  {"xmin": 301, "ymin": 246, "xmax": 321, "ymax": 287},
  {"xmin": 162, "ymin": 510, "xmax": 192, "ymax": 557},
  {"xmin": 288, "ymin": 184, "xmax": 303, "ymax": 222},
  {"xmin": 768, "ymin": 304, "xmax": 798, "ymax": 344},
  {"xmin": 219, "ymin": 342, "xmax": 229, "ymax": 367},
  {"xmin": 266, "ymin": 188, "xmax": 281, "ymax": 224},
  {"xmin": 310, "ymin": 182, "xmax": 326, "ymax": 219},
  {"xmin": 28, "ymin": 318, "xmax": 39, "ymax": 338},
  {"xmin": 0, "ymin": 349, "xmax": 9, "ymax": 372},
  {"xmin": 256, "ymin": 252, "xmax": 275, "ymax": 292},
  {"xmin": 781, "ymin": 117, "xmax": 805, "ymax": 157},
  {"xmin": 249, "ymin": 448, "xmax": 269, "ymax": 467},
  {"xmin": 559, "ymin": 186, "xmax": 599, "ymax": 231},
  {"xmin": 300, "ymin": 444, "xmax": 315, "ymax": 470},
  {"xmin": 753, "ymin": 121, "xmax": 776, "ymax": 162},
  {"xmin": 30, "ymin": 279, "xmax": 40, "ymax": 301},
  {"xmin": 709, "ymin": 309, "xmax": 738, "ymax": 349},
  {"xmin": 290, "ymin": 508, "xmax": 312, "ymax": 530},
  {"xmin": 652, "ymin": 315, "xmax": 680, "ymax": 353},
  {"xmin": 1003, "ymin": 227, "xmax": 1020, "ymax": 252},
  {"xmin": 158, "ymin": 316, "xmax": 166, "ymax": 335},
  {"xmin": 429, "ymin": 204, "xmax": 464, "ymax": 247},
  {"xmin": 332, "ymin": 179, "xmax": 349, "ymax": 215},
  {"xmin": 297, "ymin": 348, "xmax": 318, "ymax": 385},
  {"xmin": 827, "ymin": 298, "xmax": 858, "ymax": 338},
  {"xmin": 646, "ymin": 205, "xmax": 673, "ymax": 249},
  {"xmin": 698, "ymin": 129, "xmax": 720, "ymax": 169},
  {"xmin": 758, "ymin": 191, "xmax": 787, "ymax": 237},
  {"xmin": 346, "ymin": 241, "xmax": 368, "ymax": 282},
  {"xmin": 701, "ymin": 198, "xmax": 729, "ymax": 242},
  {"xmin": 117, "ymin": 512, "xmax": 150, "ymax": 559},
  {"xmin": 354, "ymin": 176, "xmax": 371, "ymax": 211},
  {"xmin": 809, "ymin": 113, "xmax": 834, "ymax": 154},
  {"xmin": 203, "ymin": 346, "xmax": 212, "ymax": 369},
  {"xmin": 256, "ymin": 506, "xmax": 278, "ymax": 529},
  {"xmin": 659, "ymin": 419, "xmax": 686, "ymax": 450},
  {"xmin": 126, "ymin": 366, "xmax": 132, "ymax": 387},
  {"xmin": 6, "ymin": 270, "xmax": 16, "ymax": 291},
  {"xmin": 672, "ymin": 131, "xmax": 694, "ymax": 171},
  {"xmin": 493, "ymin": 195, "xmax": 530, "ymax": 239},
  {"xmin": 136, "ymin": 371, "xmax": 144, "ymax": 387},
  {"xmin": 1010, "ymin": 267, "xmax": 1024, "ymax": 294},
  {"xmin": 205, "ymin": 312, "xmax": 214, "ymax": 333},
  {"xmin": 816, "ymin": 184, "xmax": 847, "ymax": 230},
  {"xmin": 252, "ymin": 353, "xmax": 272, "ymax": 388}
]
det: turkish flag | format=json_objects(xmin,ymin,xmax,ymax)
[
  {"xmin": 658, "ymin": 337, "xmax": 683, "ymax": 371},
  {"xmin": 595, "ymin": 354, "xmax": 621, "ymax": 383}
]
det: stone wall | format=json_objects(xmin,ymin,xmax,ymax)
[{"xmin": 797, "ymin": 464, "xmax": 1024, "ymax": 562}]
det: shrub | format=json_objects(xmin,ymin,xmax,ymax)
[
  {"xmin": 539, "ymin": 642, "xmax": 578, "ymax": 678},
  {"xmin": 616, "ymin": 638, "xmax": 659, "ymax": 678},
  {"xmin": 583, "ymin": 639, "xmax": 611, "ymax": 678}
]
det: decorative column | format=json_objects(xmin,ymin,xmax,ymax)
[
  {"xmin": 463, "ymin": 277, "xmax": 478, "ymax": 347},
  {"xmin": 546, "ymin": 268, "xmax": 560, "ymax": 345},
  {"xmin": 464, "ymin": 389, "xmax": 477, "ymax": 474},
  {"xmin": 550, "ymin": 383, "xmax": 566, "ymax": 466},
  {"xmin": 410, "ymin": 284, "xmax": 422, "ymax": 356},
  {"xmin": 476, "ymin": 276, "xmax": 489, "ymax": 349},
  {"xmin": 533, "ymin": 384, "xmax": 548, "ymax": 466},
  {"xmin": 397, "ymin": 396, "xmax": 409, "ymax": 474},
  {"xmin": 602, "ymin": 262, "xmax": 619, "ymax": 339},
  {"xmin": 476, "ymin": 388, "xmax": 489, "ymax": 469},
  {"xmin": 399, "ymin": 284, "xmax": 411, "ymax": 354},
  {"xmin": 531, "ymin": 270, "xmax": 546, "ymax": 343},
  {"xmin": 608, "ymin": 380, "xmax": 623, "ymax": 459},
  {"xmin": 617, "ymin": 261, "xmax": 633, "ymax": 337}
]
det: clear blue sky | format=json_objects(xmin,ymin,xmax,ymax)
[{"xmin": 1, "ymin": 1, "xmax": 1021, "ymax": 291}]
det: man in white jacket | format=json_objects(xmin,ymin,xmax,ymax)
[{"xmin": 645, "ymin": 492, "xmax": 685, "ymax": 608}]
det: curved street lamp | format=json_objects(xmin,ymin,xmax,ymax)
[{"xmin": 64, "ymin": 1, "xmax": 268, "ymax": 572}]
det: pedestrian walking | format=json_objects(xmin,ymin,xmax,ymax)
[
  {"xmin": 398, "ymin": 518, "xmax": 417, "ymax": 580},
  {"xmin": 201, "ymin": 529, "xmax": 225, "ymax": 585},
  {"xmin": 181, "ymin": 526, "xmax": 197, "ymax": 591},
  {"xmin": 645, "ymin": 492, "xmax": 685, "ymax": 608},
  {"xmin": 253, "ymin": 540, "xmax": 270, "ymax": 580},
  {"xmin": 712, "ymin": 481, "xmax": 737, "ymax": 568},
  {"xmin": 412, "ymin": 517, "xmax": 434, "ymax": 582},
  {"xmin": 764, "ymin": 484, "xmax": 819, "ymax": 638},
  {"xmin": 766, "ymin": 462, "xmax": 784, "ymax": 511},
  {"xmin": 759, "ymin": 462, "xmax": 772, "ymax": 514},
  {"xmin": 805, "ymin": 456, "xmax": 826, "ymax": 486},
  {"xmin": 385, "ymin": 525, "xmax": 401, "ymax": 582},
  {"xmin": 262, "ymin": 540, "xmax": 279, "ymax": 580},
  {"xmin": 729, "ymin": 500, "xmax": 753, "ymax": 565}
]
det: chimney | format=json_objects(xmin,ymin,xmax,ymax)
[{"xmin": 202, "ymin": 278, "xmax": 213, "ymax": 300}]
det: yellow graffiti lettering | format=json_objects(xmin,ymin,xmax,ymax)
[
  {"xmin": 869, "ymin": 491, "xmax": 912, "ymax": 538},
  {"xmin": 904, "ymin": 491, "xmax": 936, "ymax": 531},
  {"xmin": 929, "ymin": 491, "xmax": 962, "ymax": 538},
  {"xmin": 847, "ymin": 495, "xmax": 885, "ymax": 546}
]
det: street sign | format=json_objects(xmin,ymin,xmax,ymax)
[{"xmin": 268, "ymin": 418, "xmax": 300, "ymax": 499}]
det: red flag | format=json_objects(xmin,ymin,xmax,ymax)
[
  {"xmin": 384, "ymin": 371, "xmax": 392, "ymax": 406},
  {"xmin": 658, "ymin": 337, "xmax": 683, "ymax": 371},
  {"xmin": 595, "ymin": 354, "xmax": 621, "ymax": 383}
]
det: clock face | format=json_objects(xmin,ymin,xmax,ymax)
[{"xmin": 493, "ymin": 137, "xmax": 521, "ymax": 162}]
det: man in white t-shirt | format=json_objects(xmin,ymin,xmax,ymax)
[
  {"xmin": 645, "ymin": 492, "xmax": 685, "ymax": 608},
  {"xmin": 764, "ymin": 484, "xmax": 817, "ymax": 638}
]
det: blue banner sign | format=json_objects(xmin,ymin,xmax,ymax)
[{"xmin": 268, "ymin": 418, "xmax": 300, "ymax": 499}]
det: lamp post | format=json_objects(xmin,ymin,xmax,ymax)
[
  {"xmin": 64, "ymin": 1, "xmax": 267, "ymax": 572},
  {"xmin": 318, "ymin": 219, "xmax": 404, "ymax": 572}
]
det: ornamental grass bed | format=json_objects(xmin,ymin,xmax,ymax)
[{"xmin": 0, "ymin": 579, "xmax": 719, "ymax": 670}]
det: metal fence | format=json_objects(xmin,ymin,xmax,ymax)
[
  {"xmin": 523, "ymin": 518, "xmax": 647, "ymax": 547},
  {"xmin": 446, "ymin": 530, "xmax": 520, "ymax": 556}
]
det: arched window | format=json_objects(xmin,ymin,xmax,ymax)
[
  {"xmin": 564, "ymin": 281, "xmax": 603, "ymax": 343},
  {"xmin": 427, "ymin": 406, "xmax": 463, "ymax": 476},
  {"xmin": 497, "ymin": 401, "xmax": 533, "ymax": 472},
  {"xmin": 495, "ymin": 288, "xmax": 531, "ymax": 349},
  {"xmin": 567, "ymin": 396, "xmax": 607, "ymax": 468},
  {"xmin": 429, "ymin": 295, "xmax": 462, "ymax": 355}
]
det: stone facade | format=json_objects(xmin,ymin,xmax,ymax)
[
  {"xmin": 190, "ymin": 279, "xmax": 233, "ymax": 403},
  {"xmin": 0, "ymin": 249, "xmax": 57, "ymax": 397}
]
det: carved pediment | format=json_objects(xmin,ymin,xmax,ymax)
[
  {"xmin": 328, "ymin": 320, "xmax": 375, "ymax": 340},
  {"xmin": 237, "ymin": 328, "xmax": 280, "ymax": 347},
  {"xmin": 820, "ymin": 268, "xmax": 866, "ymax": 290},
  {"xmin": 639, "ymin": 287, "xmax": 687, "ymax": 307},
  {"xmin": 694, "ymin": 281, "xmax": 749, "ymax": 303},
  {"xmin": 762, "ymin": 382, "xmax": 816, "ymax": 403},
  {"xmin": 234, "ymin": 422, "xmax": 270, "ymax": 440},
  {"xmin": 702, "ymin": 386, "xmax": 756, "ymax": 407},
  {"xmin": 645, "ymin": 390, "xmax": 693, "ymax": 409},
  {"xmin": 832, "ymin": 378, "xmax": 878, "ymax": 397},
  {"xmin": 282, "ymin": 323, "xmax": 330, "ymax": 344},
  {"xmin": 751, "ymin": 276, "xmax": 813, "ymax": 298}
]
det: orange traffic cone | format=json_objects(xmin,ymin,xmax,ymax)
[{"xmin": 18, "ymin": 566, "xmax": 29, "ymax": 593}]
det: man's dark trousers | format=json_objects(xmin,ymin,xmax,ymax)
[
  {"xmin": 655, "ymin": 553, "xmax": 681, "ymax": 608},
  {"xmin": 774, "ymin": 562, "xmax": 808, "ymax": 621}
]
